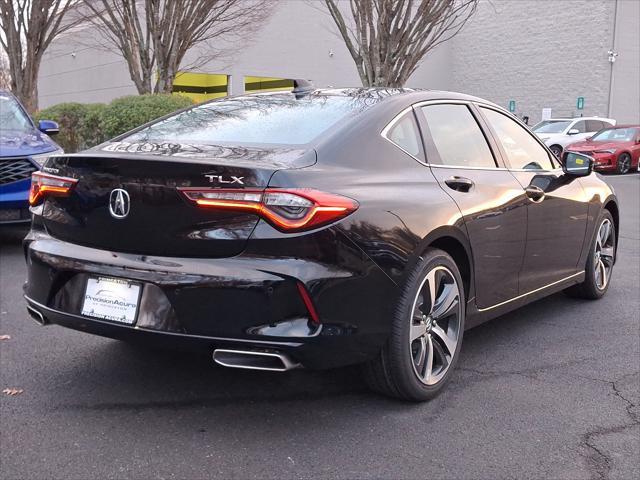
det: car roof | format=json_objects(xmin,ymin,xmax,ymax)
[{"xmin": 544, "ymin": 117, "xmax": 612, "ymax": 121}]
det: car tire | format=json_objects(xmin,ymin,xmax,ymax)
[
  {"xmin": 616, "ymin": 153, "xmax": 631, "ymax": 174},
  {"xmin": 564, "ymin": 210, "xmax": 616, "ymax": 300},
  {"xmin": 363, "ymin": 248, "xmax": 465, "ymax": 401},
  {"xmin": 549, "ymin": 145, "xmax": 563, "ymax": 158}
]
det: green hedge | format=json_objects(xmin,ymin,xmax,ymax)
[
  {"xmin": 36, "ymin": 94, "xmax": 194, "ymax": 153},
  {"xmin": 34, "ymin": 102, "xmax": 102, "ymax": 152},
  {"xmin": 100, "ymin": 94, "xmax": 193, "ymax": 140}
]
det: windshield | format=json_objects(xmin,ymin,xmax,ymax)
[
  {"xmin": 0, "ymin": 93, "xmax": 33, "ymax": 131},
  {"xmin": 591, "ymin": 127, "xmax": 638, "ymax": 142},
  {"xmin": 124, "ymin": 90, "xmax": 389, "ymax": 146},
  {"xmin": 533, "ymin": 120, "xmax": 571, "ymax": 134}
]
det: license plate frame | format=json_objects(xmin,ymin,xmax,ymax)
[
  {"xmin": 81, "ymin": 276, "xmax": 142, "ymax": 325},
  {"xmin": 0, "ymin": 209, "xmax": 21, "ymax": 221}
]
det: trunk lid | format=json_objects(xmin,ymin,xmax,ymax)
[{"xmin": 40, "ymin": 143, "xmax": 315, "ymax": 257}]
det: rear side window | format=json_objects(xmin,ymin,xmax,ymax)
[
  {"xmin": 124, "ymin": 93, "xmax": 377, "ymax": 146},
  {"xmin": 586, "ymin": 120, "xmax": 604, "ymax": 132},
  {"xmin": 420, "ymin": 104, "xmax": 496, "ymax": 168},
  {"xmin": 481, "ymin": 107, "xmax": 555, "ymax": 170},
  {"xmin": 385, "ymin": 112, "xmax": 423, "ymax": 159}
]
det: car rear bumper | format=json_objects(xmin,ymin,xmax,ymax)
[{"xmin": 23, "ymin": 229, "xmax": 397, "ymax": 369}]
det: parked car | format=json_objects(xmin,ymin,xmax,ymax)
[
  {"xmin": 23, "ymin": 88, "xmax": 618, "ymax": 401},
  {"xmin": 566, "ymin": 125, "xmax": 640, "ymax": 174},
  {"xmin": 532, "ymin": 117, "xmax": 616, "ymax": 157},
  {"xmin": 0, "ymin": 90, "xmax": 63, "ymax": 224}
]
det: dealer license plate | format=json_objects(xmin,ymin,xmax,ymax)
[{"xmin": 81, "ymin": 276, "xmax": 141, "ymax": 325}]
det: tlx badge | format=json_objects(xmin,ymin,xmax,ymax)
[{"xmin": 204, "ymin": 174, "xmax": 245, "ymax": 185}]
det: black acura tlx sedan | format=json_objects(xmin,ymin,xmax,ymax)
[{"xmin": 23, "ymin": 87, "xmax": 618, "ymax": 401}]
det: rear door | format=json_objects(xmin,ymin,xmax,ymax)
[
  {"xmin": 478, "ymin": 106, "xmax": 588, "ymax": 293},
  {"xmin": 415, "ymin": 102, "xmax": 527, "ymax": 309}
]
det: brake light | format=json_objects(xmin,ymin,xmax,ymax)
[
  {"xmin": 29, "ymin": 172, "xmax": 78, "ymax": 206},
  {"xmin": 178, "ymin": 188, "xmax": 358, "ymax": 232}
]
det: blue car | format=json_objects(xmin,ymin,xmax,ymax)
[{"xmin": 0, "ymin": 90, "xmax": 63, "ymax": 224}]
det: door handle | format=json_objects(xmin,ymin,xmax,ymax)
[
  {"xmin": 525, "ymin": 185, "xmax": 545, "ymax": 202},
  {"xmin": 444, "ymin": 176, "xmax": 474, "ymax": 192}
]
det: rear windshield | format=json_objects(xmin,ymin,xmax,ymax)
[{"xmin": 124, "ymin": 91, "xmax": 384, "ymax": 146}]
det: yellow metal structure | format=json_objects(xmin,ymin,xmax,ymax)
[
  {"xmin": 172, "ymin": 72, "xmax": 228, "ymax": 103},
  {"xmin": 245, "ymin": 76, "xmax": 294, "ymax": 93}
]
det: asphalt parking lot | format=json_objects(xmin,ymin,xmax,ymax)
[{"xmin": 1, "ymin": 174, "xmax": 638, "ymax": 480}]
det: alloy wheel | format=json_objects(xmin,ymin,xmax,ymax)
[
  {"xmin": 594, "ymin": 218, "xmax": 615, "ymax": 290},
  {"xmin": 618, "ymin": 154, "xmax": 631, "ymax": 174},
  {"xmin": 409, "ymin": 266, "xmax": 462, "ymax": 385},
  {"xmin": 550, "ymin": 145, "xmax": 562, "ymax": 158}
]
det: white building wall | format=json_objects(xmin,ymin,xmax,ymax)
[
  {"xmin": 38, "ymin": 31, "xmax": 136, "ymax": 107},
  {"xmin": 38, "ymin": 0, "xmax": 638, "ymax": 125},
  {"xmin": 608, "ymin": 0, "xmax": 640, "ymax": 124},
  {"xmin": 449, "ymin": 0, "xmax": 617, "ymax": 122},
  {"xmin": 38, "ymin": 0, "xmax": 451, "ymax": 108}
]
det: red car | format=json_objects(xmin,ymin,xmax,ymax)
[{"xmin": 566, "ymin": 125, "xmax": 640, "ymax": 174}]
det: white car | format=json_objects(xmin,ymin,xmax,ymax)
[{"xmin": 532, "ymin": 117, "xmax": 617, "ymax": 157}]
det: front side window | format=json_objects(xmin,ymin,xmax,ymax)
[
  {"xmin": 420, "ymin": 104, "xmax": 496, "ymax": 168},
  {"xmin": 0, "ymin": 93, "xmax": 33, "ymax": 131},
  {"xmin": 385, "ymin": 112, "xmax": 423, "ymax": 159},
  {"xmin": 571, "ymin": 120, "xmax": 586, "ymax": 133},
  {"xmin": 481, "ymin": 107, "xmax": 555, "ymax": 170}
]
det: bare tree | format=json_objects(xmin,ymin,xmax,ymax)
[
  {"xmin": 323, "ymin": 0, "xmax": 478, "ymax": 87},
  {"xmin": 0, "ymin": 52, "xmax": 10, "ymax": 89},
  {"xmin": 82, "ymin": 0, "xmax": 273, "ymax": 95},
  {"xmin": 0, "ymin": 0, "xmax": 80, "ymax": 112}
]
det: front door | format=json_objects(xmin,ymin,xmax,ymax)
[
  {"xmin": 479, "ymin": 106, "xmax": 589, "ymax": 293},
  {"xmin": 416, "ymin": 102, "xmax": 528, "ymax": 309}
]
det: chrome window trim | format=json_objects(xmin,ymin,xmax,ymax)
[
  {"xmin": 380, "ymin": 106, "xmax": 426, "ymax": 164},
  {"xmin": 381, "ymin": 98, "xmax": 563, "ymax": 173}
]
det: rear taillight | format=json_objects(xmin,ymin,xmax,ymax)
[
  {"xmin": 29, "ymin": 172, "xmax": 78, "ymax": 206},
  {"xmin": 178, "ymin": 188, "xmax": 358, "ymax": 232}
]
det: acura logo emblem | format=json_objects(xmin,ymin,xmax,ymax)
[{"xmin": 109, "ymin": 188, "xmax": 130, "ymax": 219}]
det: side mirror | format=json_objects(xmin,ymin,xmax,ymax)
[
  {"xmin": 562, "ymin": 151, "xmax": 593, "ymax": 177},
  {"xmin": 567, "ymin": 128, "xmax": 580, "ymax": 135},
  {"xmin": 38, "ymin": 120, "xmax": 59, "ymax": 135}
]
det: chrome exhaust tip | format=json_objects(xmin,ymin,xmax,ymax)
[
  {"xmin": 212, "ymin": 349, "xmax": 300, "ymax": 372},
  {"xmin": 26, "ymin": 305, "xmax": 47, "ymax": 326}
]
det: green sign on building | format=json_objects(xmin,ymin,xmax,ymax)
[
  {"xmin": 577, "ymin": 97, "xmax": 585, "ymax": 110},
  {"xmin": 508, "ymin": 100, "xmax": 516, "ymax": 112}
]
